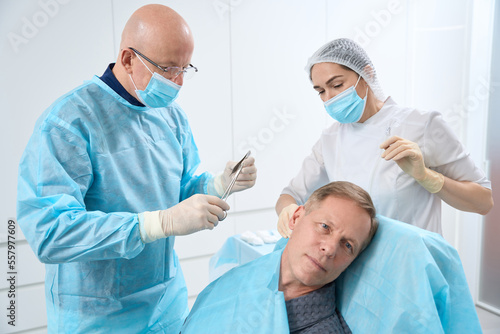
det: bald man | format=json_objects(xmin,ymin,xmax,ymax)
[{"xmin": 17, "ymin": 5, "xmax": 256, "ymax": 333}]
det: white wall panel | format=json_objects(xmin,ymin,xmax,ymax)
[
  {"xmin": 175, "ymin": 217, "xmax": 235, "ymax": 260},
  {"xmin": 412, "ymin": 0, "xmax": 469, "ymax": 28},
  {"xmin": 326, "ymin": 0, "xmax": 409, "ymax": 104},
  {"xmin": 0, "ymin": 242, "xmax": 44, "ymax": 289},
  {"xmin": 408, "ymin": 0, "xmax": 471, "ymax": 249},
  {"xmin": 20, "ymin": 328, "xmax": 47, "ymax": 334},
  {"xmin": 230, "ymin": 0, "xmax": 327, "ymax": 212},
  {"xmin": 0, "ymin": 284, "xmax": 46, "ymax": 334},
  {"xmin": 181, "ymin": 256, "xmax": 211, "ymax": 298},
  {"xmin": 0, "ymin": 0, "xmax": 115, "ymax": 236},
  {"xmin": 1, "ymin": 1, "xmax": 115, "ymax": 333},
  {"xmin": 230, "ymin": 209, "xmax": 278, "ymax": 235}
]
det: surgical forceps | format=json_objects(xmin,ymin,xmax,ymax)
[{"xmin": 220, "ymin": 150, "xmax": 251, "ymax": 220}]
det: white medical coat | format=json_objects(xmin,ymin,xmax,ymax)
[{"xmin": 282, "ymin": 98, "xmax": 491, "ymax": 233}]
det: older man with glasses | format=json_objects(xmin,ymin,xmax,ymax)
[{"xmin": 16, "ymin": 4, "xmax": 256, "ymax": 333}]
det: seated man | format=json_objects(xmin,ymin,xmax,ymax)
[{"xmin": 180, "ymin": 181, "xmax": 378, "ymax": 333}]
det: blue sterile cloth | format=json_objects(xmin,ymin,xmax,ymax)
[
  {"xmin": 182, "ymin": 250, "xmax": 289, "ymax": 333},
  {"xmin": 17, "ymin": 74, "xmax": 212, "ymax": 333},
  {"xmin": 205, "ymin": 215, "xmax": 481, "ymax": 333},
  {"xmin": 208, "ymin": 232, "xmax": 278, "ymax": 282},
  {"xmin": 335, "ymin": 215, "xmax": 482, "ymax": 334}
]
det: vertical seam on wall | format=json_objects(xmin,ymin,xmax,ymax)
[
  {"xmin": 462, "ymin": 0, "xmax": 472, "ymax": 142},
  {"xmin": 325, "ymin": 0, "xmax": 328, "ymax": 42},
  {"xmin": 111, "ymin": 0, "xmax": 117, "ymax": 60},
  {"xmin": 476, "ymin": 0, "xmax": 497, "ymax": 307},
  {"xmin": 228, "ymin": 6, "xmax": 235, "ymax": 160},
  {"xmin": 409, "ymin": 0, "xmax": 415, "ymax": 106},
  {"xmin": 404, "ymin": 0, "xmax": 409, "ymax": 105}
]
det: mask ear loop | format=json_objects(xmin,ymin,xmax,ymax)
[
  {"xmin": 129, "ymin": 50, "xmax": 154, "ymax": 92},
  {"xmin": 132, "ymin": 50, "xmax": 154, "ymax": 75},
  {"xmin": 354, "ymin": 75, "xmax": 369, "ymax": 99},
  {"xmin": 354, "ymin": 75, "xmax": 362, "ymax": 88},
  {"xmin": 129, "ymin": 74, "xmax": 139, "ymax": 90}
]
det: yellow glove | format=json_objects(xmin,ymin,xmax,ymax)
[
  {"xmin": 380, "ymin": 136, "xmax": 444, "ymax": 193},
  {"xmin": 277, "ymin": 203, "xmax": 299, "ymax": 238}
]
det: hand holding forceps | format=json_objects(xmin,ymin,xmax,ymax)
[{"xmin": 220, "ymin": 150, "xmax": 251, "ymax": 220}]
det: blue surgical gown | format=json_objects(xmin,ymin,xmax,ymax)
[{"xmin": 17, "ymin": 75, "xmax": 212, "ymax": 333}]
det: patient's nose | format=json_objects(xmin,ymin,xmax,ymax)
[{"xmin": 321, "ymin": 240, "xmax": 339, "ymax": 257}]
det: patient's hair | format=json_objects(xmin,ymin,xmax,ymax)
[{"xmin": 304, "ymin": 181, "xmax": 378, "ymax": 253}]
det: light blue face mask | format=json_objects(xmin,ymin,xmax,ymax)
[
  {"xmin": 324, "ymin": 75, "xmax": 368, "ymax": 123},
  {"xmin": 129, "ymin": 54, "xmax": 181, "ymax": 108}
]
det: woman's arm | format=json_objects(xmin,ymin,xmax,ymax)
[
  {"xmin": 380, "ymin": 135, "xmax": 494, "ymax": 215},
  {"xmin": 437, "ymin": 177, "xmax": 493, "ymax": 215},
  {"xmin": 275, "ymin": 194, "xmax": 297, "ymax": 216}
]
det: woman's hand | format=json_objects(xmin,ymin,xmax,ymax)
[
  {"xmin": 277, "ymin": 203, "xmax": 299, "ymax": 238},
  {"xmin": 380, "ymin": 136, "xmax": 444, "ymax": 193},
  {"xmin": 380, "ymin": 136, "xmax": 426, "ymax": 180}
]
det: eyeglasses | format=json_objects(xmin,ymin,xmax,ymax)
[{"xmin": 129, "ymin": 47, "xmax": 198, "ymax": 80}]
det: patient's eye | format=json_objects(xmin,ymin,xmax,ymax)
[
  {"xmin": 344, "ymin": 242, "xmax": 353, "ymax": 253},
  {"xmin": 320, "ymin": 223, "xmax": 329, "ymax": 231}
]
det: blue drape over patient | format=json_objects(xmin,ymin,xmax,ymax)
[
  {"xmin": 181, "ymin": 250, "xmax": 289, "ymax": 334},
  {"xmin": 187, "ymin": 216, "xmax": 481, "ymax": 333},
  {"xmin": 336, "ymin": 216, "xmax": 482, "ymax": 333},
  {"xmin": 17, "ymin": 76, "xmax": 212, "ymax": 333}
]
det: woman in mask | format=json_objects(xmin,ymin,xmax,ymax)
[{"xmin": 276, "ymin": 38, "xmax": 493, "ymax": 236}]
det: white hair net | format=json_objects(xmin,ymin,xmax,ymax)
[{"xmin": 306, "ymin": 38, "xmax": 386, "ymax": 101}]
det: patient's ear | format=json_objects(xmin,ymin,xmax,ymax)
[{"xmin": 289, "ymin": 206, "xmax": 305, "ymax": 231}]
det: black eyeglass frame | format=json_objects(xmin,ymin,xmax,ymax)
[{"xmin": 129, "ymin": 47, "xmax": 198, "ymax": 79}]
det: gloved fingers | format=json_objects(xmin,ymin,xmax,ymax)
[
  {"xmin": 389, "ymin": 148, "xmax": 420, "ymax": 162},
  {"xmin": 380, "ymin": 137, "xmax": 406, "ymax": 158},
  {"xmin": 234, "ymin": 180, "xmax": 256, "ymax": 189},
  {"xmin": 224, "ymin": 160, "xmax": 237, "ymax": 172},
  {"xmin": 239, "ymin": 164, "xmax": 257, "ymax": 176},
  {"xmin": 206, "ymin": 195, "xmax": 230, "ymax": 222},
  {"xmin": 379, "ymin": 135, "xmax": 403, "ymax": 150},
  {"xmin": 241, "ymin": 156, "xmax": 255, "ymax": 168},
  {"xmin": 203, "ymin": 206, "xmax": 222, "ymax": 228},
  {"xmin": 206, "ymin": 195, "xmax": 231, "ymax": 211},
  {"xmin": 210, "ymin": 206, "xmax": 226, "ymax": 222},
  {"xmin": 235, "ymin": 170, "xmax": 257, "ymax": 181},
  {"xmin": 225, "ymin": 157, "xmax": 256, "ymax": 175},
  {"xmin": 277, "ymin": 204, "xmax": 298, "ymax": 238},
  {"xmin": 382, "ymin": 143, "xmax": 419, "ymax": 161},
  {"xmin": 277, "ymin": 215, "xmax": 291, "ymax": 238},
  {"xmin": 381, "ymin": 137, "xmax": 422, "ymax": 159}
]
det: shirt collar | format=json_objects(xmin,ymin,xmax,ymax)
[
  {"xmin": 285, "ymin": 281, "xmax": 337, "ymax": 332},
  {"xmin": 99, "ymin": 63, "xmax": 145, "ymax": 107}
]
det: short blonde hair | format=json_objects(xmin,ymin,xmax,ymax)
[{"xmin": 304, "ymin": 181, "xmax": 378, "ymax": 252}]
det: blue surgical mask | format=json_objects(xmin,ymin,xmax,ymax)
[
  {"xmin": 129, "ymin": 55, "xmax": 181, "ymax": 108},
  {"xmin": 324, "ymin": 76, "xmax": 368, "ymax": 123}
]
